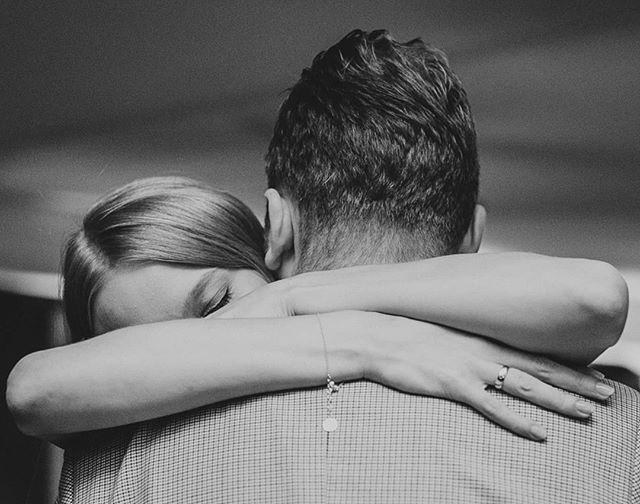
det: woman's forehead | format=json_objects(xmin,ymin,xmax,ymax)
[
  {"xmin": 90, "ymin": 264, "xmax": 267, "ymax": 335},
  {"xmin": 92, "ymin": 265, "xmax": 220, "ymax": 334}
]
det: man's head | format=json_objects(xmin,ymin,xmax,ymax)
[{"xmin": 265, "ymin": 29, "xmax": 484, "ymax": 276}]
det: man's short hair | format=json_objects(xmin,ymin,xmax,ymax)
[{"xmin": 266, "ymin": 29, "xmax": 479, "ymax": 271}]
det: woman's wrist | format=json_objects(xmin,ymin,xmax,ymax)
[
  {"xmin": 272, "ymin": 273, "xmax": 307, "ymax": 316},
  {"xmin": 316, "ymin": 311, "xmax": 376, "ymax": 383},
  {"xmin": 264, "ymin": 276, "xmax": 302, "ymax": 316},
  {"xmin": 277, "ymin": 272, "xmax": 354, "ymax": 317}
]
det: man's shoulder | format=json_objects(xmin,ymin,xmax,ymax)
[{"xmin": 606, "ymin": 379, "xmax": 640, "ymax": 419}]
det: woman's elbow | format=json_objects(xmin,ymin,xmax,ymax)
[
  {"xmin": 6, "ymin": 353, "xmax": 55, "ymax": 438},
  {"xmin": 580, "ymin": 261, "xmax": 629, "ymax": 347}
]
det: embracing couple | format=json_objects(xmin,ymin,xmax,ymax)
[{"xmin": 8, "ymin": 30, "xmax": 640, "ymax": 503}]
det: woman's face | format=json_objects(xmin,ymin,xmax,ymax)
[{"xmin": 92, "ymin": 264, "xmax": 268, "ymax": 335}]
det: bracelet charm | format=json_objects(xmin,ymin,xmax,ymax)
[{"xmin": 317, "ymin": 314, "xmax": 342, "ymax": 432}]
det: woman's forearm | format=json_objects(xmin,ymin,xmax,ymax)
[
  {"xmin": 283, "ymin": 252, "xmax": 629, "ymax": 363},
  {"xmin": 7, "ymin": 309, "xmax": 612, "ymax": 444},
  {"xmin": 6, "ymin": 313, "xmax": 367, "ymax": 439}
]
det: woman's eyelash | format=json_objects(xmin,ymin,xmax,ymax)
[{"xmin": 201, "ymin": 289, "xmax": 231, "ymax": 318}]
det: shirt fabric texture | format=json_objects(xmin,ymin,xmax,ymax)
[{"xmin": 57, "ymin": 378, "xmax": 640, "ymax": 503}]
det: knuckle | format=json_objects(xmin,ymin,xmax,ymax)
[
  {"xmin": 479, "ymin": 397, "xmax": 499, "ymax": 418},
  {"xmin": 574, "ymin": 372, "xmax": 592, "ymax": 391},
  {"xmin": 509, "ymin": 419, "xmax": 530, "ymax": 434},
  {"xmin": 558, "ymin": 393, "xmax": 575, "ymax": 412},
  {"xmin": 515, "ymin": 373, "xmax": 535, "ymax": 395},
  {"xmin": 436, "ymin": 368, "xmax": 462, "ymax": 389},
  {"xmin": 533, "ymin": 356, "xmax": 555, "ymax": 380},
  {"xmin": 440, "ymin": 371, "xmax": 466, "ymax": 397}
]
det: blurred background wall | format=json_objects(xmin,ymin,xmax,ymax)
[{"xmin": 1, "ymin": 1, "xmax": 639, "ymax": 502}]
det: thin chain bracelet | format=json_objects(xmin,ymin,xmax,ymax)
[{"xmin": 316, "ymin": 314, "xmax": 341, "ymax": 432}]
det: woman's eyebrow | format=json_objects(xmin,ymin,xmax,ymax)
[{"xmin": 182, "ymin": 269, "xmax": 219, "ymax": 318}]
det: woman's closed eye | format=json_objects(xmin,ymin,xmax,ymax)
[{"xmin": 200, "ymin": 287, "xmax": 231, "ymax": 318}]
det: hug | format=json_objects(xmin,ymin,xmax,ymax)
[{"xmin": 6, "ymin": 29, "xmax": 639, "ymax": 503}]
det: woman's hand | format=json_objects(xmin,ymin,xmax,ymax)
[
  {"xmin": 327, "ymin": 312, "xmax": 614, "ymax": 441},
  {"xmin": 212, "ymin": 288, "xmax": 614, "ymax": 440}
]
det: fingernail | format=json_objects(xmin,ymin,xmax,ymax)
[
  {"xmin": 596, "ymin": 382, "xmax": 614, "ymax": 398},
  {"xmin": 575, "ymin": 400, "xmax": 594, "ymax": 416},
  {"xmin": 531, "ymin": 424, "xmax": 547, "ymax": 441},
  {"xmin": 587, "ymin": 368, "xmax": 605, "ymax": 380}
]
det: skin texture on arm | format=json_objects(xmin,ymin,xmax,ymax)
[
  {"xmin": 7, "ymin": 310, "xmax": 614, "ymax": 446},
  {"xmin": 277, "ymin": 252, "xmax": 629, "ymax": 364},
  {"xmin": 7, "ymin": 313, "xmax": 365, "ymax": 442}
]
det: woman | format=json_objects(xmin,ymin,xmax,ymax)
[{"xmin": 7, "ymin": 177, "xmax": 627, "ymax": 443}]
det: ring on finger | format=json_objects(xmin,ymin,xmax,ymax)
[{"xmin": 494, "ymin": 365, "xmax": 510, "ymax": 390}]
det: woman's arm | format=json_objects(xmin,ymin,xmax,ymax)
[
  {"xmin": 240, "ymin": 253, "xmax": 628, "ymax": 364},
  {"xmin": 7, "ymin": 311, "xmax": 611, "ymax": 445},
  {"xmin": 7, "ymin": 314, "xmax": 361, "ymax": 440}
]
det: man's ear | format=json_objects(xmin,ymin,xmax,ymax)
[
  {"xmin": 264, "ymin": 188, "xmax": 296, "ymax": 276},
  {"xmin": 458, "ymin": 204, "xmax": 487, "ymax": 253}
]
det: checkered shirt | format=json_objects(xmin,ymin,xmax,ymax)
[{"xmin": 57, "ymin": 379, "xmax": 640, "ymax": 503}]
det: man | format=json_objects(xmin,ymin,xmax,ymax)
[{"xmin": 58, "ymin": 30, "xmax": 639, "ymax": 502}]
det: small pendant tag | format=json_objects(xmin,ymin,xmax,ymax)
[{"xmin": 322, "ymin": 418, "xmax": 338, "ymax": 432}]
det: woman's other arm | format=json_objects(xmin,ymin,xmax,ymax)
[{"xmin": 277, "ymin": 253, "xmax": 629, "ymax": 363}]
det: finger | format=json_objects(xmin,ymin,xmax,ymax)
[
  {"xmin": 585, "ymin": 366, "xmax": 605, "ymax": 380},
  {"xmin": 497, "ymin": 351, "xmax": 614, "ymax": 401},
  {"xmin": 497, "ymin": 367, "xmax": 595, "ymax": 419},
  {"xmin": 463, "ymin": 388, "xmax": 547, "ymax": 441}
]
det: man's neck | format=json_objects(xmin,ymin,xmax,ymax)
[{"xmin": 294, "ymin": 227, "xmax": 443, "ymax": 274}]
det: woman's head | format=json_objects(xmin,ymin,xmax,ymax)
[{"xmin": 63, "ymin": 176, "xmax": 271, "ymax": 341}]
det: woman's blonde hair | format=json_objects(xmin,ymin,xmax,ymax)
[{"xmin": 62, "ymin": 176, "xmax": 271, "ymax": 341}]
